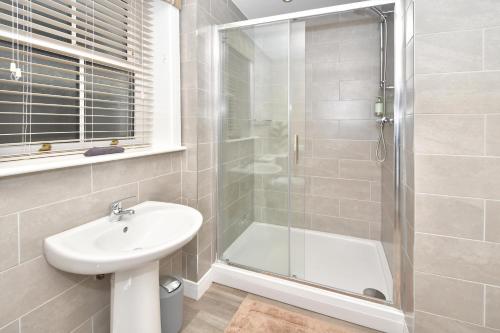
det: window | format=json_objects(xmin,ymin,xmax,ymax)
[{"xmin": 0, "ymin": 0, "xmax": 153, "ymax": 161}]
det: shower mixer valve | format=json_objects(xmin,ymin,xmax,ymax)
[{"xmin": 376, "ymin": 117, "xmax": 394, "ymax": 125}]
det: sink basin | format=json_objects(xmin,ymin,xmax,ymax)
[
  {"xmin": 44, "ymin": 201, "xmax": 203, "ymax": 333},
  {"xmin": 45, "ymin": 201, "xmax": 202, "ymax": 274}
]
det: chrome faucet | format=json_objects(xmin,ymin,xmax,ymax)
[{"xmin": 110, "ymin": 196, "xmax": 136, "ymax": 222}]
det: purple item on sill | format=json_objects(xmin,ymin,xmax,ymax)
[{"xmin": 84, "ymin": 146, "xmax": 125, "ymax": 157}]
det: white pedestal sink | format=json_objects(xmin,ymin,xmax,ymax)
[{"xmin": 44, "ymin": 201, "xmax": 203, "ymax": 333}]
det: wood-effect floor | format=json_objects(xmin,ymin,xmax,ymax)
[{"xmin": 180, "ymin": 283, "xmax": 380, "ymax": 333}]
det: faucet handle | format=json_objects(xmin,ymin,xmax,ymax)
[{"xmin": 111, "ymin": 196, "xmax": 136, "ymax": 209}]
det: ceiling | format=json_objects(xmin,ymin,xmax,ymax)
[{"xmin": 231, "ymin": 0, "xmax": 364, "ymax": 19}]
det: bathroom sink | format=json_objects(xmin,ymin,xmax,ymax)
[
  {"xmin": 44, "ymin": 201, "xmax": 203, "ymax": 333},
  {"xmin": 45, "ymin": 201, "xmax": 202, "ymax": 274}
]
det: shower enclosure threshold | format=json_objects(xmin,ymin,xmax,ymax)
[
  {"xmin": 211, "ymin": 262, "xmax": 405, "ymax": 333},
  {"xmin": 222, "ymin": 222, "xmax": 393, "ymax": 302}
]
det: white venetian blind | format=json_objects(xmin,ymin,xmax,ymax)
[{"xmin": 0, "ymin": 0, "xmax": 154, "ymax": 161}]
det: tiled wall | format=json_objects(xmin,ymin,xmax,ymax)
[
  {"xmin": 179, "ymin": 0, "xmax": 245, "ymax": 281},
  {"xmin": 304, "ymin": 12, "xmax": 383, "ymax": 240},
  {"xmin": 0, "ymin": 153, "xmax": 183, "ymax": 333},
  {"xmin": 219, "ymin": 30, "xmax": 259, "ymax": 253},
  {"xmin": 413, "ymin": 0, "xmax": 500, "ymax": 331}
]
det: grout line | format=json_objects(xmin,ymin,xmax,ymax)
[
  {"xmin": 0, "ymin": 319, "xmax": 19, "ymax": 331},
  {"xmin": 1, "ymin": 255, "xmax": 42, "ymax": 274},
  {"xmin": 483, "ymin": 199, "xmax": 487, "ymax": 242},
  {"xmin": 415, "ymin": 270, "xmax": 488, "ymax": 287},
  {"xmin": 17, "ymin": 277, "xmax": 91, "ymax": 325},
  {"xmin": 17, "ymin": 213, "xmax": 21, "ymax": 265},
  {"xmin": 416, "ymin": 230, "xmax": 500, "ymax": 245},
  {"xmin": 484, "ymin": 115, "xmax": 488, "ymax": 156},
  {"xmin": 415, "ymin": 310, "xmax": 500, "ymax": 331},
  {"xmin": 416, "ymin": 191, "xmax": 489, "ymax": 201},
  {"xmin": 484, "ymin": 284, "xmax": 487, "ymax": 327},
  {"xmin": 15, "ymin": 181, "xmax": 139, "ymax": 215},
  {"xmin": 482, "ymin": 28, "xmax": 486, "ymax": 71},
  {"xmin": 90, "ymin": 164, "xmax": 94, "ymax": 193},
  {"xmin": 70, "ymin": 319, "xmax": 90, "ymax": 333},
  {"xmin": 14, "ymin": 167, "xmax": 181, "ymax": 216},
  {"xmin": 415, "ymin": 67, "xmax": 500, "ymax": 77}
]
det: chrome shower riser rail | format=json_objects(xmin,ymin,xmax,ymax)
[{"xmin": 217, "ymin": 0, "xmax": 396, "ymax": 31}]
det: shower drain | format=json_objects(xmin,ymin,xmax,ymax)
[{"xmin": 363, "ymin": 288, "xmax": 386, "ymax": 301}]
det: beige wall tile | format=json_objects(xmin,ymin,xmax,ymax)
[
  {"xmin": 485, "ymin": 114, "xmax": 500, "ymax": 156},
  {"xmin": 312, "ymin": 61, "xmax": 378, "ymax": 83},
  {"xmin": 310, "ymin": 214, "xmax": 370, "ymax": 238},
  {"xmin": 301, "ymin": 158, "xmax": 339, "ymax": 178},
  {"xmin": 72, "ymin": 320, "xmax": 92, "ymax": 333},
  {"xmin": 305, "ymin": 195, "xmax": 339, "ymax": 217},
  {"xmin": 416, "ymin": 194, "xmax": 484, "ymax": 240},
  {"xmin": 414, "ymin": 115, "xmax": 484, "ymax": 155},
  {"xmin": 485, "ymin": 285, "xmax": 500, "ymax": 329},
  {"xmin": 415, "ymin": 30, "xmax": 482, "ymax": 74},
  {"xmin": 0, "ymin": 322, "xmax": 18, "ymax": 333},
  {"xmin": 370, "ymin": 183, "xmax": 381, "ymax": 202},
  {"xmin": 0, "ymin": 167, "xmax": 91, "ymax": 217},
  {"xmin": 415, "ymin": 272, "xmax": 484, "ymax": 324},
  {"xmin": 0, "ymin": 257, "xmax": 83, "ymax": 327},
  {"xmin": 415, "ymin": 0, "xmax": 500, "ymax": 34},
  {"xmin": 306, "ymin": 42, "xmax": 339, "ymax": 64},
  {"xmin": 339, "ymin": 160, "xmax": 381, "ymax": 181},
  {"xmin": 339, "ymin": 80, "xmax": 379, "ymax": 101},
  {"xmin": 311, "ymin": 83, "xmax": 340, "ymax": 101},
  {"xmin": 255, "ymin": 190, "xmax": 287, "ymax": 210},
  {"xmin": 21, "ymin": 277, "xmax": 109, "ymax": 333},
  {"xmin": 138, "ymin": 173, "xmax": 182, "ymax": 203},
  {"xmin": 485, "ymin": 27, "xmax": 500, "ymax": 70},
  {"xmin": 313, "ymin": 140, "xmax": 371, "ymax": 160},
  {"xmin": 312, "ymin": 100, "xmax": 372, "ymax": 120},
  {"xmin": 197, "ymin": 142, "xmax": 213, "ymax": 171},
  {"xmin": 0, "ymin": 215, "xmax": 18, "ymax": 272},
  {"xmin": 415, "ymin": 311, "xmax": 497, "ymax": 333},
  {"xmin": 92, "ymin": 154, "xmax": 172, "ymax": 191},
  {"xmin": 415, "ymin": 72, "xmax": 500, "ymax": 115},
  {"xmin": 197, "ymin": 169, "xmax": 215, "ymax": 198},
  {"xmin": 339, "ymin": 38, "xmax": 379, "ymax": 63},
  {"xmin": 306, "ymin": 120, "xmax": 340, "ymax": 139},
  {"xmin": 485, "ymin": 200, "xmax": 500, "ymax": 243},
  {"xmin": 338, "ymin": 120, "xmax": 378, "ymax": 140},
  {"xmin": 415, "ymin": 233, "xmax": 500, "ymax": 285},
  {"xmin": 311, "ymin": 177, "xmax": 371, "ymax": 200},
  {"xmin": 19, "ymin": 184, "xmax": 137, "ymax": 262},
  {"xmin": 92, "ymin": 306, "xmax": 110, "ymax": 333},
  {"xmin": 197, "ymin": 221, "xmax": 213, "ymax": 252},
  {"xmin": 415, "ymin": 154, "xmax": 500, "ymax": 200},
  {"xmin": 197, "ymin": 193, "xmax": 213, "ymax": 221},
  {"xmin": 339, "ymin": 199, "xmax": 381, "ymax": 223},
  {"xmin": 197, "ymin": 243, "xmax": 212, "ymax": 280}
]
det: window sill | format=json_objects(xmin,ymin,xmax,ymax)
[{"xmin": 0, "ymin": 146, "xmax": 186, "ymax": 178}]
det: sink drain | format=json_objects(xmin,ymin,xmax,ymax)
[{"xmin": 363, "ymin": 288, "xmax": 386, "ymax": 300}]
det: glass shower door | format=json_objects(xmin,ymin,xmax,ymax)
[{"xmin": 218, "ymin": 20, "xmax": 302, "ymax": 277}]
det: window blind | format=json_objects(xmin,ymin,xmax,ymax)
[{"xmin": 0, "ymin": 0, "xmax": 154, "ymax": 161}]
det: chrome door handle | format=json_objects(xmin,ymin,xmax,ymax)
[{"xmin": 294, "ymin": 134, "xmax": 299, "ymax": 164}]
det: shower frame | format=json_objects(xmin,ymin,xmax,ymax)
[{"xmin": 213, "ymin": 0, "xmax": 405, "ymax": 310}]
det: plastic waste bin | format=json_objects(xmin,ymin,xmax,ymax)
[{"xmin": 160, "ymin": 275, "xmax": 184, "ymax": 333}]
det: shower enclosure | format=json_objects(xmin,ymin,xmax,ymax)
[{"xmin": 215, "ymin": 0, "xmax": 401, "ymax": 312}]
